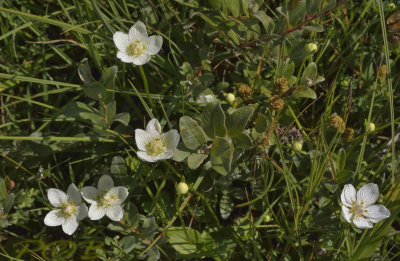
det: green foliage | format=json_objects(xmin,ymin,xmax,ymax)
[{"xmin": 1, "ymin": 0, "xmax": 399, "ymax": 260}]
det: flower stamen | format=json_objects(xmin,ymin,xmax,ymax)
[{"xmin": 145, "ymin": 138, "xmax": 166, "ymax": 155}]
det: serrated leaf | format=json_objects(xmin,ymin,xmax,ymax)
[
  {"xmin": 220, "ymin": 193, "xmax": 234, "ymax": 219},
  {"xmin": 211, "ymin": 137, "xmax": 234, "ymax": 175},
  {"xmin": 187, "ymin": 153, "xmax": 208, "ymax": 169},
  {"xmin": 201, "ymin": 101, "xmax": 227, "ymax": 140},
  {"xmin": 180, "ymin": 116, "xmax": 207, "ymax": 150},
  {"xmin": 111, "ymin": 156, "xmax": 127, "ymax": 175},
  {"xmin": 226, "ymin": 106, "xmax": 255, "ymax": 137},
  {"xmin": 303, "ymin": 24, "xmax": 323, "ymax": 32}
]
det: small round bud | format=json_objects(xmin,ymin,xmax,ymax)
[
  {"xmin": 366, "ymin": 122, "xmax": 375, "ymax": 133},
  {"xmin": 305, "ymin": 43, "xmax": 318, "ymax": 53},
  {"xmin": 292, "ymin": 142, "xmax": 303, "ymax": 152},
  {"xmin": 176, "ymin": 182, "xmax": 189, "ymax": 195},
  {"xmin": 269, "ymin": 95, "xmax": 284, "ymax": 111},
  {"xmin": 389, "ymin": 3, "xmax": 396, "ymax": 11},
  {"xmin": 264, "ymin": 215, "xmax": 271, "ymax": 223},
  {"xmin": 226, "ymin": 93, "xmax": 235, "ymax": 104}
]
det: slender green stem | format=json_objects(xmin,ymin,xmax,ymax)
[{"xmin": 138, "ymin": 65, "xmax": 155, "ymax": 112}]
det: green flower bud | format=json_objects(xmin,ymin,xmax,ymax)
[
  {"xmin": 366, "ymin": 122, "xmax": 375, "ymax": 133},
  {"xmin": 293, "ymin": 142, "xmax": 303, "ymax": 152},
  {"xmin": 176, "ymin": 182, "xmax": 189, "ymax": 195},
  {"xmin": 226, "ymin": 93, "xmax": 235, "ymax": 104},
  {"xmin": 305, "ymin": 43, "xmax": 318, "ymax": 53}
]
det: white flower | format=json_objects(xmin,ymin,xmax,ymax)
[
  {"xmin": 81, "ymin": 175, "xmax": 129, "ymax": 222},
  {"xmin": 341, "ymin": 183, "xmax": 390, "ymax": 229},
  {"xmin": 113, "ymin": 21, "xmax": 162, "ymax": 65},
  {"xmin": 196, "ymin": 94, "xmax": 217, "ymax": 104},
  {"xmin": 135, "ymin": 119, "xmax": 180, "ymax": 162},
  {"xmin": 44, "ymin": 184, "xmax": 88, "ymax": 235}
]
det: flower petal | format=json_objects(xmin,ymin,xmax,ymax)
[
  {"xmin": 357, "ymin": 183, "xmax": 379, "ymax": 207},
  {"xmin": 62, "ymin": 217, "xmax": 79, "ymax": 235},
  {"xmin": 105, "ymin": 205, "xmax": 124, "ymax": 221},
  {"xmin": 341, "ymin": 205, "xmax": 352, "ymax": 223},
  {"xmin": 67, "ymin": 183, "xmax": 82, "ymax": 205},
  {"xmin": 129, "ymin": 21, "xmax": 147, "ymax": 40},
  {"xmin": 98, "ymin": 175, "xmax": 114, "ymax": 192},
  {"xmin": 146, "ymin": 119, "xmax": 162, "ymax": 137},
  {"xmin": 135, "ymin": 129, "xmax": 153, "ymax": 151},
  {"xmin": 77, "ymin": 203, "xmax": 88, "ymax": 221},
  {"xmin": 341, "ymin": 184, "xmax": 356, "ymax": 208},
  {"xmin": 108, "ymin": 186, "xmax": 129, "ymax": 205},
  {"xmin": 88, "ymin": 204, "xmax": 106, "ymax": 220},
  {"xmin": 163, "ymin": 130, "xmax": 180, "ymax": 152},
  {"xmin": 81, "ymin": 186, "xmax": 100, "ymax": 205},
  {"xmin": 113, "ymin": 31, "xmax": 129, "ymax": 51},
  {"xmin": 145, "ymin": 35, "xmax": 162, "ymax": 55},
  {"xmin": 365, "ymin": 204, "xmax": 390, "ymax": 223},
  {"xmin": 117, "ymin": 51, "xmax": 136, "ymax": 63},
  {"xmin": 137, "ymin": 151, "xmax": 158, "ymax": 162},
  {"xmin": 44, "ymin": 209, "xmax": 64, "ymax": 227},
  {"xmin": 352, "ymin": 216, "xmax": 373, "ymax": 229},
  {"xmin": 131, "ymin": 54, "xmax": 151, "ymax": 65},
  {"xmin": 47, "ymin": 188, "xmax": 67, "ymax": 207}
]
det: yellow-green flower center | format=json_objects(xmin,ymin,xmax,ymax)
[
  {"xmin": 61, "ymin": 202, "xmax": 77, "ymax": 217},
  {"xmin": 145, "ymin": 138, "xmax": 165, "ymax": 155},
  {"xmin": 351, "ymin": 202, "xmax": 366, "ymax": 217},
  {"xmin": 126, "ymin": 40, "xmax": 145, "ymax": 56}
]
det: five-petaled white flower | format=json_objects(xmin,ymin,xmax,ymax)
[
  {"xmin": 341, "ymin": 183, "xmax": 390, "ymax": 229},
  {"xmin": 81, "ymin": 175, "xmax": 129, "ymax": 221},
  {"xmin": 135, "ymin": 118, "xmax": 180, "ymax": 162},
  {"xmin": 44, "ymin": 184, "xmax": 88, "ymax": 235},
  {"xmin": 113, "ymin": 21, "xmax": 162, "ymax": 65}
]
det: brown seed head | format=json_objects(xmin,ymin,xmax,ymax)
[
  {"xmin": 275, "ymin": 77, "xmax": 289, "ymax": 94},
  {"xmin": 269, "ymin": 95, "xmax": 284, "ymax": 111},
  {"xmin": 329, "ymin": 114, "xmax": 345, "ymax": 133},
  {"xmin": 344, "ymin": 128, "xmax": 355, "ymax": 142},
  {"xmin": 236, "ymin": 83, "xmax": 252, "ymax": 99},
  {"xmin": 378, "ymin": 65, "xmax": 387, "ymax": 82}
]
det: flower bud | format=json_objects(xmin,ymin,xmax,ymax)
[
  {"xmin": 305, "ymin": 43, "xmax": 318, "ymax": 53},
  {"xmin": 176, "ymin": 182, "xmax": 189, "ymax": 195},
  {"xmin": 226, "ymin": 93, "xmax": 235, "ymax": 104},
  {"xmin": 366, "ymin": 122, "xmax": 375, "ymax": 133},
  {"xmin": 292, "ymin": 142, "xmax": 303, "ymax": 152},
  {"xmin": 264, "ymin": 215, "xmax": 271, "ymax": 223}
]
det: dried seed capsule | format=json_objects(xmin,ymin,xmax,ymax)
[
  {"xmin": 236, "ymin": 83, "xmax": 252, "ymax": 99},
  {"xmin": 329, "ymin": 114, "xmax": 345, "ymax": 133},
  {"xmin": 275, "ymin": 77, "xmax": 289, "ymax": 94},
  {"xmin": 344, "ymin": 128, "xmax": 355, "ymax": 142},
  {"xmin": 269, "ymin": 95, "xmax": 284, "ymax": 111},
  {"xmin": 377, "ymin": 65, "xmax": 386, "ymax": 82}
]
